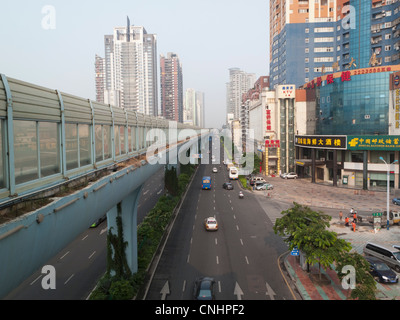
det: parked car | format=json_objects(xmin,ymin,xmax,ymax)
[
  {"xmin": 364, "ymin": 256, "xmax": 399, "ymax": 284},
  {"xmin": 222, "ymin": 182, "xmax": 233, "ymax": 190},
  {"xmin": 264, "ymin": 183, "xmax": 274, "ymax": 190},
  {"xmin": 392, "ymin": 198, "xmax": 400, "ymax": 205},
  {"xmin": 255, "ymin": 183, "xmax": 274, "ymax": 191},
  {"xmin": 284, "ymin": 172, "xmax": 298, "ymax": 179},
  {"xmin": 193, "ymin": 277, "xmax": 216, "ymax": 300},
  {"xmin": 280, "ymin": 172, "xmax": 287, "ymax": 179}
]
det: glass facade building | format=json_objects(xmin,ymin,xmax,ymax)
[{"xmin": 315, "ymin": 71, "xmax": 390, "ymax": 135}]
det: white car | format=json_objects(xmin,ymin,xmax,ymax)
[
  {"xmin": 285, "ymin": 172, "xmax": 298, "ymax": 179},
  {"xmin": 212, "ymin": 167, "xmax": 218, "ymax": 173},
  {"xmin": 204, "ymin": 217, "xmax": 218, "ymax": 231}
]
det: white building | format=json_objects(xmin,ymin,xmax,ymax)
[
  {"xmin": 248, "ymin": 85, "xmax": 299, "ymax": 175},
  {"xmin": 183, "ymin": 89, "xmax": 205, "ymax": 127},
  {"xmin": 226, "ymin": 68, "xmax": 256, "ymax": 121},
  {"xmin": 96, "ymin": 17, "xmax": 158, "ymax": 116}
]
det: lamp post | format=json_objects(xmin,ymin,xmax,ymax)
[{"xmin": 379, "ymin": 157, "xmax": 398, "ymax": 230}]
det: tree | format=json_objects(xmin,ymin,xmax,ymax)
[
  {"xmin": 294, "ymin": 225, "xmax": 351, "ymax": 279},
  {"xmin": 164, "ymin": 166, "xmax": 179, "ymax": 196},
  {"xmin": 273, "ymin": 202, "xmax": 331, "ymax": 247},
  {"xmin": 336, "ymin": 252, "xmax": 377, "ymax": 300},
  {"xmin": 274, "ymin": 202, "xmax": 351, "ymax": 279}
]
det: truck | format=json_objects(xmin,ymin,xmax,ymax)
[{"xmin": 368, "ymin": 211, "xmax": 400, "ymax": 227}]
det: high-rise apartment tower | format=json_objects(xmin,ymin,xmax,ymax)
[{"xmin": 95, "ymin": 17, "xmax": 158, "ymax": 116}]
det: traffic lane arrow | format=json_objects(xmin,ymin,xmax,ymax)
[
  {"xmin": 160, "ymin": 281, "xmax": 170, "ymax": 300},
  {"xmin": 234, "ymin": 282, "xmax": 243, "ymax": 300},
  {"xmin": 265, "ymin": 282, "xmax": 276, "ymax": 300}
]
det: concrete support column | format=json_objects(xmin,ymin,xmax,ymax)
[
  {"xmin": 106, "ymin": 185, "xmax": 143, "ymax": 275},
  {"xmin": 333, "ymin": 149, "xmax": 337, "ymax": 187},
  {"xmin": 311, "ymin": 148, "xmax": 316, "ymax": 183},
  {"xmin": 363, "ymin": 150, "xmax": 368, "ymax": 191}
]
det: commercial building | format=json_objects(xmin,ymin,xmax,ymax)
[
  {"xmin": 269, "ymin": 0, "xmax": 400, "ymax": 90},
  {"xmin": 295, "ymin": 65, "xmax": 400, "ymax": 190},
  {"xmin": 241, "ymin": 76, "xmax": 270, "ymax": 153},
  {"xmin": 160, "ymin": 52, "xmax": 183, "ymax": 122},
  {"xmin": 95, "ymin": 18, "xmax": 158, "ymax": 116},
  {"xmin": 247, "ymin": 84, "xmax": 299, "ymax": 176}
]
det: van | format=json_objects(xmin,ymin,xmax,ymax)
[{"xmin": 363, "ymin": 242, "xmax": 400, "ymax": 272}]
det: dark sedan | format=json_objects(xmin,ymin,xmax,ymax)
[
  {"xmin": 222, "ymin": 182, "xmax": 233, "ymax": 190},
  {"xmin": 193, "ymin": 277, "xmax": 216, "ymax": 300},
  {"xmin": 365, "ymin": 256, "xmax": 399, "ymax": 284}
]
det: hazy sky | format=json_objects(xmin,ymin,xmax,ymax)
[{"xmin": 0, "ymin": 0, "xmax": 269, "ymax": 129}]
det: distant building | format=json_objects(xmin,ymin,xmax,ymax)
[
  {"xmin": 226, "ymin": 68, "xmax": 256, "ymax": 121},
  {"xmin": 95, "ymin": 55, "xmax": 105, "ymax": 103},
  {"xmin": 184, "ymin": 89, "xmax": 205, "ymax": 127},
  {"xmin": 160, "ymin": 52, "xmax": 183, "ymax": 122},
  {"xmin": 95, "ymin": 17, "xmax": 158, "ymax": 116}
]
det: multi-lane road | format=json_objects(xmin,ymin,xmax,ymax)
[
  {"xmin": 5, "ymin": 168, "xmax": 165, "ymax": 300},
  {"xmin": 145, "ymin": 146, "xmax": 298, "ymax": 301},
  {"xmin": 5, "ymin": 141, "xmax": 301, "ymax": 301}
]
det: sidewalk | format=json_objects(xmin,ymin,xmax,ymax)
[{"xmin": 257, "ymin": 176, "xmax": 400, "ymax": 300}]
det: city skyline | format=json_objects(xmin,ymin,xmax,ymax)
[{"xmin": 0, "ymin": 0, "xmax": 268, "ymax": 129}]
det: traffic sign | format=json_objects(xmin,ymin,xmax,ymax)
[{"xmin": 291, "ymin": 246, "xmax": 300, "ymax": 256}]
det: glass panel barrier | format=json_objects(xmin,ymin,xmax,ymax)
[
  {"xmin": 14, "ymin": 120, "xmax": 38, "ymax": 184},
  {"xmin": 39, "ymin": 122, "xmax": 60, "ymax": 177}
]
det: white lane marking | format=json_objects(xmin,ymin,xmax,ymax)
[
  {"xmin": 216, "ymin": 256, "xmax": 219, "ymax": 264},
  {"xmin": 64, "ymin": 274, "xmax": 74, "ymax": 285},
  {"xmin": 82, "ymin": 235, "xmax": 88, "ymax": 241},
  {"xmin": 245, "ymin": 256, "xmax": 249, "ymax": 264},
  {"xmin": 88, "ymin": 251, "xmax": 96, "ymax": 259},
  {"xmin": 30, "ymin": 275, "xmax": 42, "ymax": 286},
  {"xmin": 60, "ymin": 251, "xmax": 70, "ymax": 260},
  {"xmin": 240, "ymin": 239, "xmax": 244, "ymax": 246}
]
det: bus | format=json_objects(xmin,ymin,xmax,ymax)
[
  {"xmin": 202, "ymin": 176, "xmax": 212, "ymax": 190},
  {"xmin": 229, "ymin": 167, "xmax": 239, "ymax": 180}
]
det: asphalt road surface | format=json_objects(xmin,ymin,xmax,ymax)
[{"xmin": 145, "ymin": 152, "xmax": 296, "ymax": 300}]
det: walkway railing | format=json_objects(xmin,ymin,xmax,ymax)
[{"xmin": 0, "ymin": 73, "xmax": 203, "ymax": 206}]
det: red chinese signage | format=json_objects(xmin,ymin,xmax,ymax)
[
  {"xmin": 305, "ymin": 66, "xmax": 395, "ymax": 90},
  {"xmin": 266, "ymin": 109, "xmax": 272, "ymax": 131},
  {"xmin": 265, "ymin": 139, "xmax": 280, "ymax": 148}
]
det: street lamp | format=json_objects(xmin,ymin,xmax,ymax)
[{"xmin": 379, "ymin": 157, "xmax": 398, "ymax": 230}]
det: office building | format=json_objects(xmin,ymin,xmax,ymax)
[
  {"xmin": 95, "ymin": 17, "xmax": 158, "ymax": 116},
  {"xmin": 160, "ymin": 52, "xmax": 183, "ymax": 122}
]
